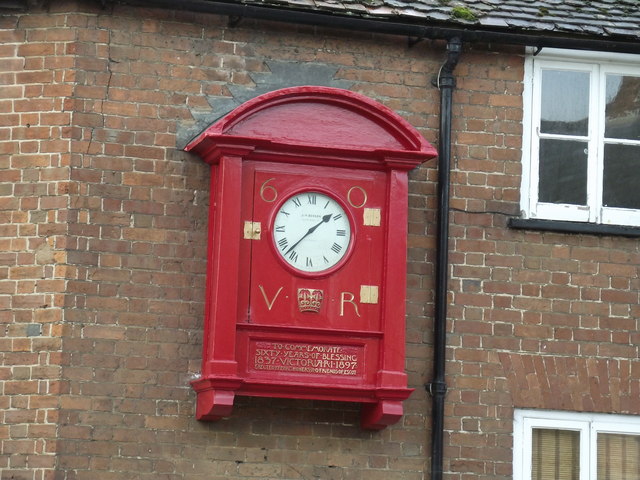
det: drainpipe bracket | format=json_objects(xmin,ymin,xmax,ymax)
[
  {"xmin": 228, "ymin": 14, "xmax": 243, "ymax": 27},
  {"xmin": 426, "ymin": 380, "xmax": 448, "ymax": 397},
  {"xmin": 431, "ymin": 72, "xmax": 457, "ymax": 89}
]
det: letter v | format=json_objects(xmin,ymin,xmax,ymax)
[{"xmin": 258, "ymin": 285, "xmax": 283, "ymax": 311}]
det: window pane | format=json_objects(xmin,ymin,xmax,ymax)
[
  {"xmin": 605, "ymin": 74, "xmax": 640, "ymax": 141},
  {"xmin": 603, "ymin": 144, "xmax": 640, "ymax": 209},
  {"xmin": 597, "ymin": 432, "xmax": 640, "ymax": 480},
  {"xmin": 539, "ymin": 138, "xmax": 588, "ymax": 205},
  {"xmin": 541, "ymin": 70, "xmax": 590, "ymax": 136},
  {"xmin": 532, "ymin": 428, "xmax": 580, "ymax": 480}
]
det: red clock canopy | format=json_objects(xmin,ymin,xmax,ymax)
[{"xmin": 186, "ymin": 87, "xmax": 436, "ymax": 430}]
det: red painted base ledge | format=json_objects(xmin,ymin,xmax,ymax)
[{"xmin": 192, "ymin": 376, "xmax": 413, "ymax": 429}]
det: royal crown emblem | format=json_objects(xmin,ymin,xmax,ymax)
[{"xmin": 297, "ymin": 288, "xmax": 324, "ymax": 313}]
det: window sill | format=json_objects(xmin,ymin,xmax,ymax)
[{"xmin": 508, "ymin": 217, "xmax": 640, "ymax": 237}]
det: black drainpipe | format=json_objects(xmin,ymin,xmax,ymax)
[{"xmin": 428, "ymin": 36, "xmax": 461, "ymax": 480}]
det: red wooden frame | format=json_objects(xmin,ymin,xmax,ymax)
[{"xmin": 186, "ymin": 87, "xmax": 436, "ymax": 429}]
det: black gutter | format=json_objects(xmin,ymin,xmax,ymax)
[
  {"xmin": 111, "ymin": 0, "xmax": 640, "ymax": 55},
  {"xmin": 428, "ymin": 37, "xmax": 461, "ymax": 480},
  {"xmin": 0, "ymin": 1, "xmax": 29, "ymax": 10}
]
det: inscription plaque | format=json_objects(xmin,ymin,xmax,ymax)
[{"xmin": 251, "ymin": 341, "xmax": 362, "ymax": 377}]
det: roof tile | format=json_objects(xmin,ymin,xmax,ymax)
[{"xmin": 204, "ymin": 0, "xmax": 640, "ymax": 42}]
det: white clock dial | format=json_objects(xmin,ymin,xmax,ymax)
[{"xmin": 272, "ymin": 191, "xmax": 352, "ymax": 273}]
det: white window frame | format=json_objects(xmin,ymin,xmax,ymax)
[
  {"xmin": 514, "ymin": 409, "xmax": 640, "ymax": 480},
  {"xmin": 521, "ymin": 48, "xmax": 640, "ymax": 227}
]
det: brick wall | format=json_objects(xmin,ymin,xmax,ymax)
[
  {"xmin": 1, "ymin": 2, "xmax": 639, "ymax": 480},
  {"xmin": 1, "ymin": 7, "xmax": 75, "ymax": 478},
  {"xmin": 443, "ymin": 50, "xmax": 640, "ymax": 478}
]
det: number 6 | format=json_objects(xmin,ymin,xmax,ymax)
[{"xmin": 260, "ymin": 178, "xmax": 277, "ymax": 203}]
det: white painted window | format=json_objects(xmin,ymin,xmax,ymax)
[
  {"xmin": 521, "ymin": 49, "xmax": 640, "ymax": 227},
  {"xmin": 514, "ymin": 409, "xmax": 640, "ymax": 480}
]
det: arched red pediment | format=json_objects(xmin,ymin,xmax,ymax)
[{"xmin": 186, "ymin": 86, "xmax": 436, "ymax": 168}]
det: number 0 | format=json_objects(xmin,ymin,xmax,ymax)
[{"xmin": 347, "ymin": 186, "xmax": 367, "ymax": 208}]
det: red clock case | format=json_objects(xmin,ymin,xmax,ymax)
[{"xmin": 186, "ymin": 87, "xmax": 436, "ymax": 429}]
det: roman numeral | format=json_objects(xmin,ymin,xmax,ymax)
[
  {"xmin": 288, "ymin": 250, "xmax": 299, "ymax": 263},
  {"xmin": 278, "ymin": 238, "xmax": 288, "ymax": 250},
  {"xmin": 333, "ymin": 214, "xmax": 343, "ymax": 221},
  {"xmin": 336, "ymin": 229, "xmax": 346, "ymax": 236},
  {"xmin": 275, "ymin": 225, "xmax": 285, "ymax": 232},
  {"xmin": 331, "ymin": 243, "xmax": 342, "ymax": 254},
  {"xmin": 306, "ymin": 257, "xmax": 313, "ymax": 267},
  {"xmin": 292, "ymin": 197, "xmax": 302, "ymax": 207},
  {"xmin": 307, "ymin": 194, "xmax": 316, "ymax": 205}
]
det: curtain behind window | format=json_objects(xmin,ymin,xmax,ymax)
[
  {"xmin": 532, "ymin": 428, "xmax": 580, "ymax": 480},
  {"xmin": 597, "ymin": 433, "xmax": 640, "ymax": 480}
]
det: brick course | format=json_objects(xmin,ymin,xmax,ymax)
[{"xmin": 1, "ymin": 2, "xmax": 639, "ymax": 480}]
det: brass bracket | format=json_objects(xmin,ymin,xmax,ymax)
[
  {"xmin": 243, "ymin": 221, "xmax": 261, "ymax": 240},
  {"xmin": 363, "ymin": 208, "xmax": 381, "ymax": 226},
  {"xmin": 360, "ymin": 285, "xmax": 379, "ymax": 304}
]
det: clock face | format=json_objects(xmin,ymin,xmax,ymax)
[{"xmin": 272, "ymin": 191, "xmax": 352, "ymax": 274}]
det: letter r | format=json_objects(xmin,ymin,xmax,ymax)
[{"xmin": 340, "ymin": 291, "xmax": 361, "ymax": 317}]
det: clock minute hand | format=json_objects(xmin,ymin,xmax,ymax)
[{"xmin": 284, "ymin": 214, "xmax": 333, "ymax": 256}]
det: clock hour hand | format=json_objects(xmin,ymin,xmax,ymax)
[{"xmin": 284, "ymin": 214, "xmax": 333, "ymax": 256}]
